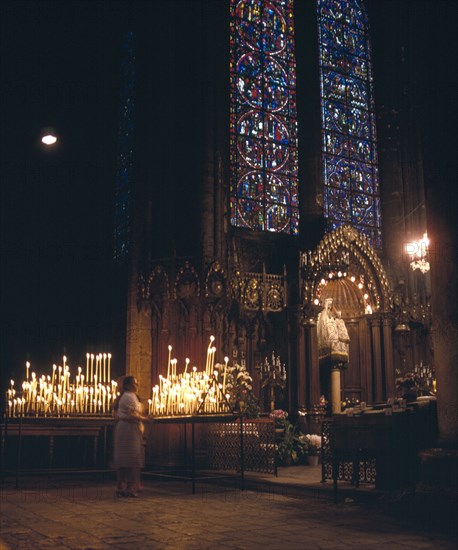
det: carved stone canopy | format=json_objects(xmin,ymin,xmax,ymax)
[{"xmin": 301, "ymin": 225, "xmax": 392, "ymax": 318}]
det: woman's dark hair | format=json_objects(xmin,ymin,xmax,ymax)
[{"xmin": 122, "ymin": 376, "xmax": 136, "ymax": 392}]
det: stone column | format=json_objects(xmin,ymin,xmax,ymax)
[
  {"xmin": 382, "ymin": 313, "xmax": 396, "ymax": 398},
  {"xmin": 330, "ymin": 368, "xmax": 341, "ymax": 414},
  {"xmin": 295, "ymin": 311, "xmax": 307, "ymax": 409},
  {"xmin": 370, "ymin": 315, "xmax": 383, "ymax": 402},
  {"xmin": 429, "ymin": 239, "xmax": 458, "ymax": 446},
  {"xmin": 305, "ymin": 323, "xmax": 320, "ymax": 408}
]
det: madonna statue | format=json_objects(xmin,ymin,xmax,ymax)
[
  {"xmin": 317, "ymin": 298, "xmax": 350, "ymax": 366},
  {"xmin": 317, "ymin": 298, "xmax": 350, "ymax": 413}
]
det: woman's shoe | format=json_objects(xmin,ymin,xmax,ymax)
[{"xmin": 115, "ymin": 490, "xmax": 128, "ymax": 498}]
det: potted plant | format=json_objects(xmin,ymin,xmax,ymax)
[
  {"xmin": 276, "ymin": 419, "xmax": 307, "ymax": 466},
  {"xmin": 304, "ymin": 434, "xmax": 322, "ymax": 466}
]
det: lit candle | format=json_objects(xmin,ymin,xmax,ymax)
[
  {"xmin": 103, "ymin": 353, "xmax": 107, "ymax": 383},
  {"xmin": 210, "ymin": 346, "xmax": 216, "ymax": 377},
  {"xmin": 223, "ymin": 356, "xmax": 229, "ymax": 392},
  {"xmin": 86, "ymin": 353, "xmax": 90, "ymax": 381},
  {"xmin": 90, "ymin": 354, "xmax": 94, "ymax": 384},
  {"xmin": 107, "ymin": 353, "xmax": 111, "ymax": 382},
  {"xmin": 205, "ymin": 348, "xmax": 211, "ymax": 376},
  {"xmin": 167, "ymin": 345, "xmax": 172, "ymax": 379},
  {"xmin": 51, "ymin": 365, "xmax": 56, "ymax": 392},
  {"xmin": 206, "ymin": 336, "xmax": 215, "ymax": 375}
]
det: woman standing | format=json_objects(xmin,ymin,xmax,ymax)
[{"xmin": 113, "ymin": 376, "xmax": 148, "ymax": 497}]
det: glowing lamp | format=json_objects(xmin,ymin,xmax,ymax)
[{"xmin": 41, "ymin": 126, "xmax": 58, "ymax": 146}]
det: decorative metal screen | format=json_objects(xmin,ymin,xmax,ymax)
[
  {"xmin": 206, "ymin": 419, "xmax": 276, "ymax": 474},
  {"xmin": 321, "ymin": 420, "xmax": 376, "ymax": 484}
]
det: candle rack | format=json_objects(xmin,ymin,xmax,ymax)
[
  {"xmin": 5, "ymin": 353, "xmax": 116, "ymax": 418},
  {"xmin": 147, "ymin": 339, "xmax": 239, "ymax": 417}
]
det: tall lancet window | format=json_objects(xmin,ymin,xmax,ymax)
[
  {"xmin": 230, "ymin": 0, "xmax": 299, "ymax": 235},
  {"xmin": 318, "ymin": 0, "xmax": 381, "ymax": 247},
  {"xmin": 114, "ymin": 31, "xmax": 135, "ymax": 263}
]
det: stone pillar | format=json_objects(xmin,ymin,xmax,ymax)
[
  {"xmin": 429, "ymin": 239, "xmax": 458, "ymax": 446},
  {"xmin": 125, "ymin": 244, "xmax": 153, "ymax": 396},
  {"xmin": 330, "ymin": 368, "xmax": 341, "ymax": 414},
  {"xmin": 295, "ymin": 311, "xmax": 307, "ymax": 409},
  {"xmin": 305, "ymin": 323, "xmax": 320, "ymax": 408},
  {"xmin": 126, "ymin": 301, "xmax": 152, "ymax": 398},
  {"xmin": 382, "ymin": 314, "xmax": 396, "ymax": 398},
  {"xmin": 370, "ymin": 315, "xmax": 384, "ymax": 402}
]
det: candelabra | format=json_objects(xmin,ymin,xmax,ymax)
[
  {"xmin": 393, "ymin": 278, "xmax": 432, "ymax": 332},
  {"xmin": 261, "ymin": 352, "xmax": 287, "ymax": 412}
]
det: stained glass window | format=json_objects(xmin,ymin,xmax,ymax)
[
  {"xmin": 114, "ymin": 31, "xmax": 135, "ymax": 263},
  {"xmin": 230, "ymin": 0, "xmax": 299, "ymax": 235},
  {"xmin": 318, "ymin": 0, "xmax": 381, "ymax": 247}
]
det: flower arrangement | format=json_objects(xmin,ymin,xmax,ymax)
[
  {"xmin": 395, "ymin": 372, "xmax": 423, "ymax": 400},
  {"xmin": 341, "ymin": 396, "xmax": 360, "ymax": 410},
  {"xmin": 311, "ymin": 395, "xmax": 328, "ymax": 415},
  {"xmin": 269, "ymin": 409, "xmax": 288, "ymax": 428},
  {"xmin": 396, "ymin": 372, "xmax": 421, "ymax": 391},
  {"xmin": 304, "ymin": 434, "xmax": 322, "ymax": 456},
  {"xmin": 215, "ymin": 362, "xmax": 260, "ymax": 418},
  {"xmin": 395, "ymin": 362, "xmax": 436, "ymax": 400}
]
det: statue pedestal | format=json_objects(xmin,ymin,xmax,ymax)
[{"xmin": 331, "ymin": 367, "xmax": 341, "ymax": 414}]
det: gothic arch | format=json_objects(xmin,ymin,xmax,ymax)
[{"xmin": 306, "ymin": 225, "xmax": 391, "ymax": 314}]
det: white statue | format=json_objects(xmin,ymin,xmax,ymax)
[
  {"xmin": 317, "ymin": 298, "xmax": 350, "ymax": 414},
  {"xmin": 317, "ymin": 298, "xmax": 350, "ymax": 366}
]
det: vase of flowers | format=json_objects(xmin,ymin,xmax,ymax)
[
  {"xmin": 304, "ymin": 434, "xmax": 322, "ymax": 466},
  {"xmin": 306, "ymin": 454, "xmax": 319, "ymax": 467},
  {"xmin": 269, "ymin": 409, "xmax": 288, "ymax": 431}
]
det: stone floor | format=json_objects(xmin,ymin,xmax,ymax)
[{"xmin": 0, "ymin": 467, "xmax": 456, "ymax": 549}]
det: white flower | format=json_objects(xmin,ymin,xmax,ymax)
[{"xmin": 306, "ymin": 434, "xmax": 322, "ymax": 448}]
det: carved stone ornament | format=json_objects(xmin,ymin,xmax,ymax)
[
  {"xmin": 205, "ymin": 261, "xmax": 227, "ymax": 301},
  {"xmin": 266, "ymin": 283, "xmax": 283, "ymax": 312},
  {"xmin": 244, "ymin": 278, "xmax": 261, "ymax": 310},
  {"xmin": 137, "ymin": 265, "xmax": 170, "ymax": 311},
  {"xmin": 301, "ymin": 225, "xmax": 392, "ymax": 315},
  {"xmin": 234, "ymin": 270, "xmax": 286, "ymax": 313},
  {"xmin": 174, "ymin": 261, "xmax": 200, "ymax": 303},
  {"xmin": 148, "ymin": 266, "xmax": 170, "ymax": 303}
]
